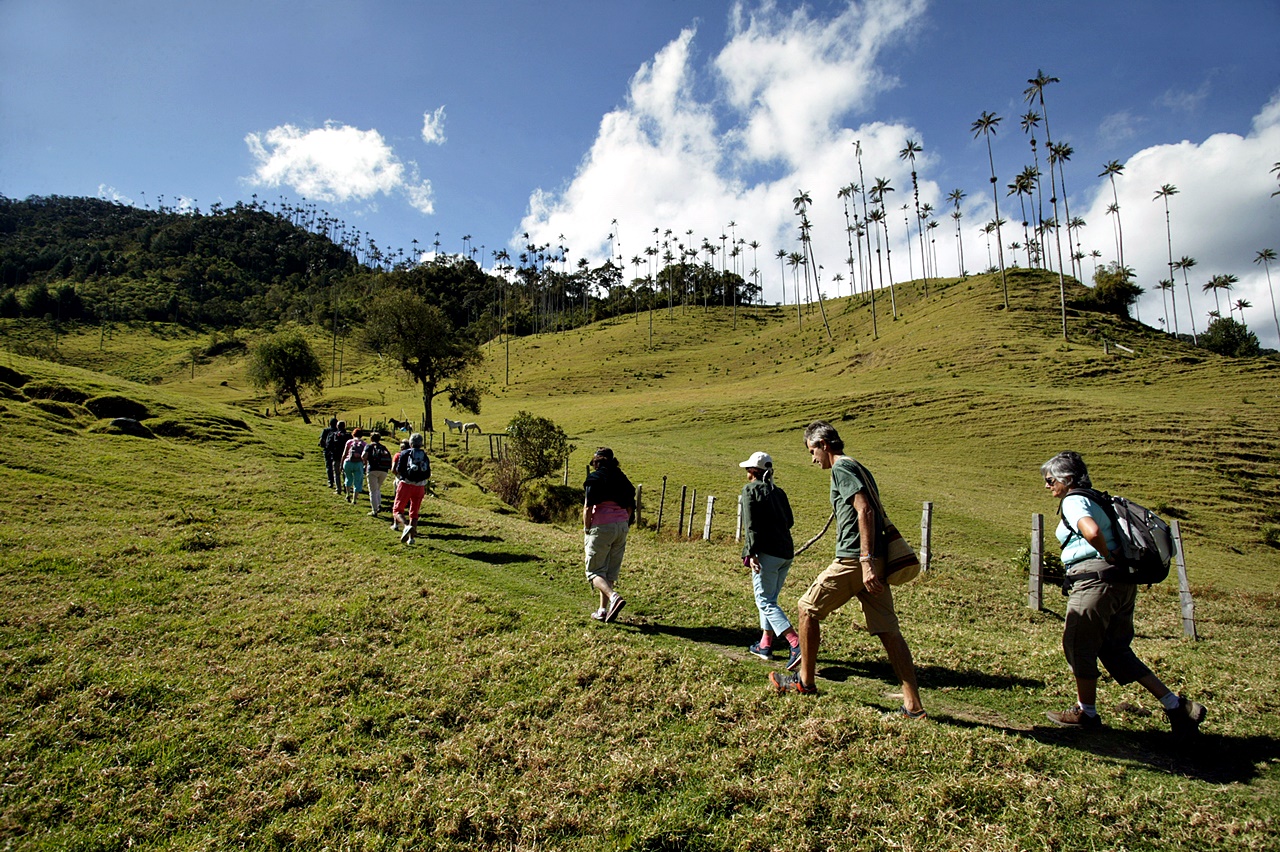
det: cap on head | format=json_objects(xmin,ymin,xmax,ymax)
[{"xmin": 739, "ymin": 451, "xmax": 773, "ymax": 470}]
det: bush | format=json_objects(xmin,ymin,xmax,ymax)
[
  {"xmin": 521, "ymin": 481, "xmax": 584, "ymax": 524},
  {"xmin": 1199, "ymin": 317, "xmax": 1261, "ymax": 358},
  {"xmin": 1077, "ymin": 263, "xmax": 1142, "ymax": 317}
]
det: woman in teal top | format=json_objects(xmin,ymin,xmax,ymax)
[{"xmin": 1041, "ymin": 451, "xmax": 1206, "ymax": 739}]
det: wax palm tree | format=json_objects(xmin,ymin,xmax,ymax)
[
  {"xmin": 971, "ymin": 110, "xmax": 1008, "ymax": 308},
  {"xmin": 1203, "ymin": 273, "xmax": 1237, "ymax": 315},
  {"xmin": 1154, "ymin": 182, "xmax": 1179, "ymax": 294},
  {"xmin": 1089, "ymin": 249, "xmax": 1102, "ymax": 278},
  {"xmin": 1008, "ymin": 167, "xmax": 1037, "ymax": 266},
  {"xmin": 1049, "ymin": 141, "xmax": 1078, "ymax": 279},
  {"xmin": 1253, "ymin": 248, "xmax": 1278, "ymax": 342},
  {"xmin": 870, "ymin": 177, "xmax": 898, "ymax": 317},
  {"xmin": 838, "ymin": 185, "xmax": 858, "ymax": 296},
  {"xmin": 1020, "ymin": 110, "xmax": 1046, "ymax": 238},
  {"xmin": 1172, "ymin": 255, "xmax": 1196, "ymax": 341},
  {"xmin": 1233, "ymin": 299, "xmax": 1252, "ymax": 324},
  {"xmin": 947, "ymin": 188, "xmax": 966, "ymax": 277},
  {"xmin": 899, "ymin": 138, "xmax": 929, "ymax": 296},
  {"xmin": 1099, "ymin": 160, "xmax": 1125, "ymax": 267},
  {"xmin": 1025, "ymin": 70, "xmax": 1068, "ymax": 338},
  {"xmin": 1155, "ymin": 279, "xmax": 1175, "ymax": 331}
]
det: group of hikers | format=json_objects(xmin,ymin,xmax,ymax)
[
  {"xmin": 318, "ymin": 418, "xmax": 432, "ymax": 545},
  {"xmin": 320, "ymin": 416, "xmax": 1208, "ymax": 739}
]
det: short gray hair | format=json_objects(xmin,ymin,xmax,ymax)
[
  {"xmin": 1041, "ymin": 451, "xmax": 1091, "ymax": 488},
  {"xmin": 803, "ymin": 420, "xmax": 844, "ymax": 454},
  {"xmin": 410, "ymin": 432, "xmax": 424, "ymax": 449}
]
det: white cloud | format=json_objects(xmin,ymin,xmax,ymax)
[
  {"xmin": 1077, "ymin": 90, "xmax": 1280, "ymax": 349},
  {"xmin": 421, "ymin": 106, "xmax": 447, "ymax": 145},
  {"xmin": 1098, "ymin": 111, "xmax": 1140, "ymax": 146},
  {"xmin": 518, "ymin": 0, "xmax": 929, "ymax": 305},
  {"xmin": 96, "ymin": 184, "xmax": 133, "ymax": 205},
  {"xmin": 244, "ymin": 121, "xmax": 437, "ymax": 216}
]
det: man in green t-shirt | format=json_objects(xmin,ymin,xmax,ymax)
[{"xmin": 769, "ymin": 421, "xmax": 926, "ymax": 720}]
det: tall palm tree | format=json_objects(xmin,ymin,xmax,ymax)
[
  {"xmin": 1154, "ymin": 183, "xmax": 1180, "ymax": 334},
  {"xmin": 1157, "ymin": 280, "xmax": 1174, "ymax": 332},
  {"xmin": 1009, "ymin": 167, "xmax": 1037, "ymax": 266},
  {"xmin": 947, "ymin": 188, "xmax": 966, "ymax": 277},
  {"xmin": 1099, "ymin": 160, "xmax": 1125, "ymax": 267},
  {"xmin": 1251, "ymin": 248, "xmax": 1278, "ymax": 341},
  {"xmin": 1025, "ymin": 70, "xmax": 1068, "ymax": 338},
  {"xmin": 1233, "ymin": 299, "xmax": 1252, "ymax": 324},
  {"xmin": 838, "ymin": 185, "xmax": 858, "ymax": 296},
  {"xmin": 1089, "ymin": 249, "xmax": 1102, "ymax": 278},
  {"xmin": 971, "ymin": 111, "xmax": 1008, "ymax": 308},
  {"xmin": 1171, "ymin": 255, "xmax": 1196, "ymax": 341},
  {"xmin": 870, "ymin": 177, "xmax": 898, "ymax": 317},
  {"xmin": 1049, "ymin": 141, "xmax": 1078, "ymax": 280},
  {"xmin": 775, "ymin": 248, "xmax": 787, "ymax": 306},
  {"xmin": 1020, "ymin": 110, "xmax": 1046, "ymax": 241},
  {"xmin": 899, "ymin": 138, "xmax": 929, "ymax": 296},
  {"xmin": 1203, "ymin": 273, "xmax": 1237, "ymax": 316}
]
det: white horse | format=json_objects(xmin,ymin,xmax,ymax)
[
  {"xmin": 444, "ymin": 418, "xmax": 463, "ymax": 433},
  {"xmin": 462, "ymin": 422, "xmax": 482, "ymax": 434}
]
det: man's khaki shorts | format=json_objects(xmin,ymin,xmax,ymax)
[{"xmin": 797, "ymin": 557, "xmax": 901, "ymax": 635}]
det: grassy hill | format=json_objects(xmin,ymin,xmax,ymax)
[{"xmin": 1, "ymin": 270, "xmax": 1278, "ymax": 849}]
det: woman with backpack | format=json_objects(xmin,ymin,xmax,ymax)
[
  {"xmin": 362, "ymin": 431, "xmax": 393, "ymax": 517},
  {"xmin": 738, "ymin": 451, "xmax": 801, "ymax": 669},
  {"xmin": 392, "ymin": 432, "xmax": 431, "ymax": 544},
  {"xmin": 341, "ymin": 429, "xmax": 368, "ymax": 504},
  {"xmin": 583, "ymin": 447, "xmax": 636, "ymax": 623},
  {"xmin": 1041, "ymin": 450, "xmax": 1206, "ymax": 739}
]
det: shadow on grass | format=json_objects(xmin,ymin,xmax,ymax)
[
  {"xmin": 935, "ymin": 714, "xmax": 1279, "ymax": 783},
  {"xmin": 636, "ymin": 622, "xmax": 757, "ymax": 647},
  {"xmin": 452, "ymin": 550, "xmax": 540, "ymax": 564},
  {"xmin": 820, "ymin": 661, "xmax": 1042, "ymax": 691}
]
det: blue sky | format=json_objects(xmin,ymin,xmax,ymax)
[{"xmin": 3, "ymin": 0, "xmax": 1279, "ymax": 345}]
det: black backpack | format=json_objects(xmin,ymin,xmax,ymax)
[
  {"xmin": 365, "ymin": 443, "xmax": 392, "ymax": 472},
  {"xmin": 326, "ymin": 430, "xmax": 350, "ymax": 455},
  {"xmin": 397, "ymin": 448, "xmax": 430, "ymax": 483},
  {"xmin": 1065, "ymin": 488, "xmax": 1175, "ymax": 585}
]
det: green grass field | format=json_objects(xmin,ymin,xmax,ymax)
[{"xmin": 2, "ymin": 270, "xmax": 1278, "ymax": 850}]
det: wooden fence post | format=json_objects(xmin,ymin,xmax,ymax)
[
  {"xmin": 656, "ymin": 476, "xmax": 667, "ymax": 533},
  {"xmin": 688, "ymin": 488, "xmax": 697, "ymax": 538},
  {"xmin": 635, "ymin": 484, "xmax": 643, "ymax": 527},
  {"xmin": 736, "ymin": 495, "xmax": 743, "ymax": 542},
  {"xmin": 1172, "ymin": 520, "xmax": 1198, "ymax": 639},
  {"xmin": 1029, "ymin": 513, "xmax": 1044, "ymax": 611},
  {"xmin": 920, "ymin": 501, "xmax": 933, "ymax": 573},
  {"xmin": 677, "ymin": 486, "xmax": 687, "ymax": 538},
  {"xmin": 702, "ymin": 495, "xmax": 715, "ymax": 541}
]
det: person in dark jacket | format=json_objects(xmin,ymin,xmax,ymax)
[
  {"xmin": 319, "ymin": 417, "xmax": 339, "ymax": 489},
  {"xmin": 583, "ymin": 447, "xmax": 635, "ymax": 623},
  {"xmin": 739, "ymin": 451, "xmax": 800, "ymax": 669}
]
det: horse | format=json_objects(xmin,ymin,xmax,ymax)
[
  {"xmin": 462, "ymin": 422, "xmax": 482, "ymax": 434},
  {"xmin": 444, "ymin": 418, "xmax": 463, "ymax": 433}
]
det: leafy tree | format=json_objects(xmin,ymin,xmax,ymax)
[
  {"xmin": 1199, "ymin": 317, "xmax": 1261, "ymax": 357},
  {"xmin": 1079, "ymin": 263, "xmax": 1142, "ymax": 318},
  {"xmin": 361, "ymin": 289, "xmax": 483, "ymax": 431},
  {"xmin": 246, "ymin": 330, "xmax": 324, "ymax": 423},
  {"xmin": 502, "ymin": 411, "xmax": 574, "ymax": 505}
]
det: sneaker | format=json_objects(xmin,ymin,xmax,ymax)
[
  {"xmin": 769, "ymin": 671, "xmax": 817, "ymax": 695},
  {"xmin": 883, "ymin": 705, "xmax": 928, "ymax": 720},
  {"xmin": 748, "ymin": 642, "xmax": 773, "ymax": 661},
  {"xmin": 400, "ymin": 525, "xmax": 413, "ymax": 544},
  {"xmin": 368, "ymin": 510, "xmax": 378, "ymax": 517},
  {"xmin": 1046, "ymin": 705, "xmax": 1103, "ymax": 729},
  {"xmin": 590, "ymin": 608, "xmax": 606, "ymax": 622},
  {"xmin": 785, "ymin": 644, "xmax": 802, "ymax": 671},
  {"xmin": 604, "ymin": 595, "xmax": 626, "ymax": 623},
  {"xmin": 1165, "ymin": 695, "xmax": 1206, "ymax": 738}
]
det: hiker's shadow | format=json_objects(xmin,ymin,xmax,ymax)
[
  {"xmin": 821, "ymin": 661, "xmax": 1043, "ymax": 691},
  {"xmin": 939, "ymin": 714, "xmax": 1279, "ymax": 783},
  {"xmin": 637, "ymin": 622, "xmax": 755, "ymax": 647}
]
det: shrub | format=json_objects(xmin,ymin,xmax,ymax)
[
  {"xmin": 521, "ymin": 481, "xmax": 583, "ymax": 524},
  {"xmin": 1198, "ymin": 317, "xmax": 1261, "ymax": 358}
]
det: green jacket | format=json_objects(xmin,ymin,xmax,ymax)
[{"xmin": 740, "ymin": 480, "xmax": 795, "ymax": 560}]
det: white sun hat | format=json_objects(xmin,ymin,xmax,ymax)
[{"xmin": 738, "ymin": 451, "xmax": 773, "ymax": 469}]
